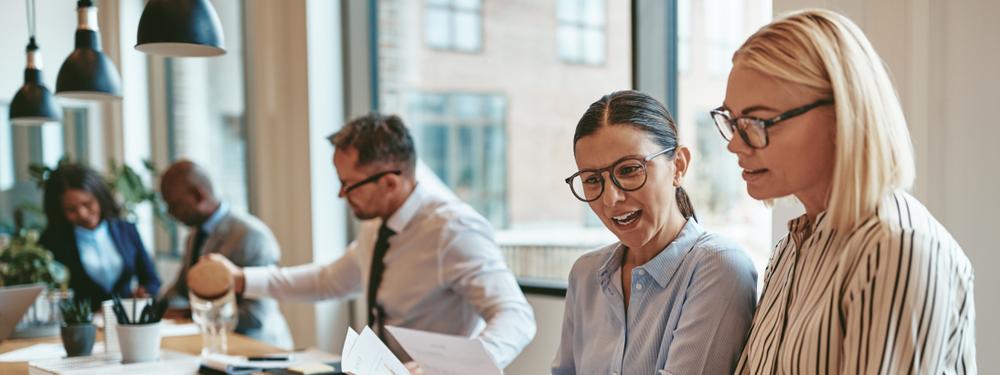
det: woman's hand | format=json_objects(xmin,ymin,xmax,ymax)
[{"xmin": 133, "ymin": 285, "xmax": 149, "ymax": 298}]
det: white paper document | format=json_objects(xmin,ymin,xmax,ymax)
[
  {"xmin": 27, "ymin": 350, "xmax": 198, "ymax": 375},
  {"xmin": 201, "ymin": 349, "xmax": 341, "ymax": 372},
  {"xmin": 158, "ymin": 321, "xmax": 201, "ymax": 337},
  {"xmin": 0, "ymin": 343, "xmax": 107, "ymax": 362},
  {"xmin": 385, "ymin": 325, "xmax": 502, "ymax": 375},
  {"xmin": 0, "ymin": 344, "xmax": 68, "ymax": 362},
  {"xmin": 340, "ymin": 326, "xmax": 410, "ymax": 375}
]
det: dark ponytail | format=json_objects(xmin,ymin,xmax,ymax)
[
  {"xmin": 675, "ymin": 186, "xmax": 696, "ymax": 221},
  {"xmin": 573, "ymin": 90, "xmax": 697, "ymax": 221}
]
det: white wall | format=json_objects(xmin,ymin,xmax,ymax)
[
  {"xmin": 506, "ymin": 294, "xmax": 565, "ymax": 374},
  {"xmin": 0, "ymin": 2, "xmax": 76, "ymax": 100},
  {"xmin": 774, "ymin": 0, "xmax": 1000, "ymax": 364}
]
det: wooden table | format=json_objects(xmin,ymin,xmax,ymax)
[{"xmin": 0, "ymin": 329, "xmax": 282, "ymax": 374}]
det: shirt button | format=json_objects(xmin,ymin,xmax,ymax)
[
  {"xmin": 635, "ymin": 283, "xmax": 643, "ymax": 290},
  {"xmin": 637, "ymin": 269, "xmax": 645, "ymax": 275}
]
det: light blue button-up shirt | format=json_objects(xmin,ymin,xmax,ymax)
[
  {"xmin": 552, "ymin": 219, "xmax": 758, "ymax": 375},
  {"xmin": 75, "ymin": 220, "xmax": 124, "ymax": 292},
  {"xmin": 201, "ymin": 201, "xmax": 229, "ymax": 235}
]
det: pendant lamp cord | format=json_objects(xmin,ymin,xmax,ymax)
[{"xmin": 25, "ymin": 0, "xmax": 37, "ymax": 49}]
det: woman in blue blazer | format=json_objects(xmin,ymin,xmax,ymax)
[{"xmin": 39, "ymin": 163, "xmax": 160, "ymax": 308}]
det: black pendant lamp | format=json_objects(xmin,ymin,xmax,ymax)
[
  {"xmin": 10, "ymin": 0, "xmax": 61, "ymax": 126},
  {"xmin": 56, "ymin": 0, "xmax": 122, "ymax": 101},
  {"xmin": 135, "ymin": 0, "xmax": 226, "ymax": 57}
]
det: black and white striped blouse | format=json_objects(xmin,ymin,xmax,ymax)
[{"xmin": 737, "ymin": 190, "xmax": 976, "ymax": 374}]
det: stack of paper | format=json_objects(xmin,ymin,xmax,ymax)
[
  {"xmin": 386, "ymin": 326, "xmax": 502, "ymax": 375},
  {"xmin": 201, "ymin": 349, "xmax": 341, "ymax": 373},
  {"xmin": 340, "ymin": 326, "xmax": 410, "ymax": 375},
  {"xmin": 27, "ymin": 350, "xmax": 199, "ymax": 375},
  {"xmin": 0, "ymin": 344, "xmax": 72, "ymax": 362}
]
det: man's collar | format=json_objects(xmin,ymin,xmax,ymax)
[
  {"xmin": 200, "ymin": 201, "xmax": 229, "ymax": 234},
  {"xmin": 383, "ymin": 183, "xmax": 424, "ymax": 233}
]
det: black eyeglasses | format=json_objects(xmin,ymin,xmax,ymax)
[
  {"xmin": 564, "ymin": 147, "xmax": 675, "ymax": 202},
  {"xmin": 710, "ymin": 99, "xmax": 833, "ymax": 149},
  {"xmin": 339, "ymin": 170, "xmax": 402, "ymax": 197}
]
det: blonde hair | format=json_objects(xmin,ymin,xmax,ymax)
[{"xmin": 733, "ymin": 9, "xmax": 915, "ymax": 232}]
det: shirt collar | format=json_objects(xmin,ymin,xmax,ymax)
[
  {"xmin": 201, "ymin": 201, "xmax": 229, "ymax": 234},
  {"xmin": 787, "ymin": 210, "xmax": 828, "ymax": 246},
  {"xmin": 74, "ymin": 219, "xmax": 108, "ymax": 239},
  {"xmin": 383, "ymin": 183, "xmax": 426, "ymax": 233},
  {"xmin": 597, "ymin": 218, "xmax": 705, "ymax": 289}
]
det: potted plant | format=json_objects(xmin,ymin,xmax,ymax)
[
  {"xmin": 0, "ymin": 211, "xmax": 72, "ymax": 338},
  {"xmin": 59, "ymin": 299, "xmax": 95, "ymax": 357}
]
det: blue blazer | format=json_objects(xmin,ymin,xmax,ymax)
[{"xmin": 40, "ymin": 218, "xmax": 161, "ymax": 307}]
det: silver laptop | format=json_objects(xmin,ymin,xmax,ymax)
[{"xmin": 0, "ymin": 284, "xmax": 46, "ymax": 343}]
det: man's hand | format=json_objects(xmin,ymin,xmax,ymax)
[
  {"xmin": 202, "ymin": 253, "xmax": 246, "ymax": 294},
  {"xmin": 405, "ymin": 361, "xmax": 427, "ymax": 375}
]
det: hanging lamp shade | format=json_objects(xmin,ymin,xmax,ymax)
[
  {"xmin": 135, "ymin": 0, "xmax": 226, "ymax": 57},
  {"xmin": 56, "ymin": 0, "xmax": 122, "ymax": 101},
  {"xmin": 11, "ymin": 38, "xmax": 61, "ymax": 125}
]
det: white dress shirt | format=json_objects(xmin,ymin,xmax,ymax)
[{"xmin": 243, "ymin": 182, "xmax": 536, "ymax": 368}]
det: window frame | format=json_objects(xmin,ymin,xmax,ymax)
[
  {"xmin": 424, "ymin": 0, "xmax": 484, "ymax": 53},
  {"xmin": 362, "ymin": 0, "xmax": 683, "ymax": 289},
  {"xmin": 557, "ymin": 0, "xmax": 609, "ymax": 65}
]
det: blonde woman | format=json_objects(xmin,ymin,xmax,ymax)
[{"xmin": 712, "ymin": 9, "xmax": 976, "ymax": 374}]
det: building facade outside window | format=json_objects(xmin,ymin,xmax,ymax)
[
  {"xmin": 407, "ymin": 92, "xmax": 507, "ymax": 225},
  {"xmin": 425, "ymin": 0, "xmax": 483, "ymax": 52},
  {"xmin": 153, "ymin": 0, "xmax": 249, "ymax": 261},
  {"xmin": 557, "ymin": 0, "xmax": 606, "ymax": 65},
  {"xmin": 677, "ymin": 0, "xmax": 773, "ymax": 273},
  {"xmin": 378, "ymin": 0, "xmax": 772, "ymax": 283}
]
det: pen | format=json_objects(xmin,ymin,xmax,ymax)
[
  {"xmin": 111, "ymin": 295, "xmax": 129, "ymax": 324},
  {"xmin": 247, "ymin": 355, "xmax": 292, "ymax": 361}
]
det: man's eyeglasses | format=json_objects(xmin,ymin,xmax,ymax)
[
  {"xmin": 564, "ymin": 147, "xmax": 675, "ymax": 202},
  {"xmin": 339, "ymin": 170, "xmax": 402, "ymax": 197},
  {"xmin": 710, "ymin": 99, "xmax": 833, "ymax": 149}
]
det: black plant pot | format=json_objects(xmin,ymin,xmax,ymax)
[{"xmin": 60, "ymin": 323, "xmax": 96, "ymax": 357}]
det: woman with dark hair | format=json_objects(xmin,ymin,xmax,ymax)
[
  {"xmin": 552, "ymin": 90, "xmax": 757, "ymax": 374},
  {"xmin": 40, "ymin": 163, "xmax": 160, "ymax": 307}
]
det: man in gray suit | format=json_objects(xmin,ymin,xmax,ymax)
[{"xmin": 159, "ymin": 160, "xmax": 293, "ymax": 348}]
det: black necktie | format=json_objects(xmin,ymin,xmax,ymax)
[
  {"xmin": 190, "ymin": 228, "xmax": 208, "ymax": 267},
  {"xmin": 367, "ymin": 223, "xmax": 395, "ymax": 332}
]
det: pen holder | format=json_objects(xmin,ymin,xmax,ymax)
[
  {"xmin": 102, "ymin": 298, "xmax": 152, "ymax": 353},
  {"xmin": 116, "ymin": 321, "xmax": 161, "ymax": 363}
]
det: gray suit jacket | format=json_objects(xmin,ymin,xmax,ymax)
[{"xmin": 165, "ymin": 209, "xmax": 293, "ymax": 349}]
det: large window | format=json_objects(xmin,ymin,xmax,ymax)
[
  {"xmin": 424, "ymin": 0, "xmax": 482, "ymax": 52},
  {"xmin": 704, "ymin": 0, "xmax": 746, "ymax": 76},
  {"xmin": 408, "ymin": 92, "xmax": 507, "ymax": 225},
  {"xmin": 154, "ymin": 0, "xmax": 248, "ymax": 257},
  {"xmin": 376, "ymin": 0, "xmax": 773, "ymax": 283},
  {"xmin": 677, "ymin": 0, "xmax": 773, "ymax": 270},
  {"xmin": 557, "ymin": 0, "xmax": 606, "ymax": 65},
  {"xmin": 0, "ymin": 105, "xmax": 93, "ymax": 233},
  {"xmin": 378, "ymin": 0, "xmax": 630, "ymax": 282}
]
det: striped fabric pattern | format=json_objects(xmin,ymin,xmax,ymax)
[{"xmin": 737, "ymin": 191, "xmax": 976, "ymax": 374}]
